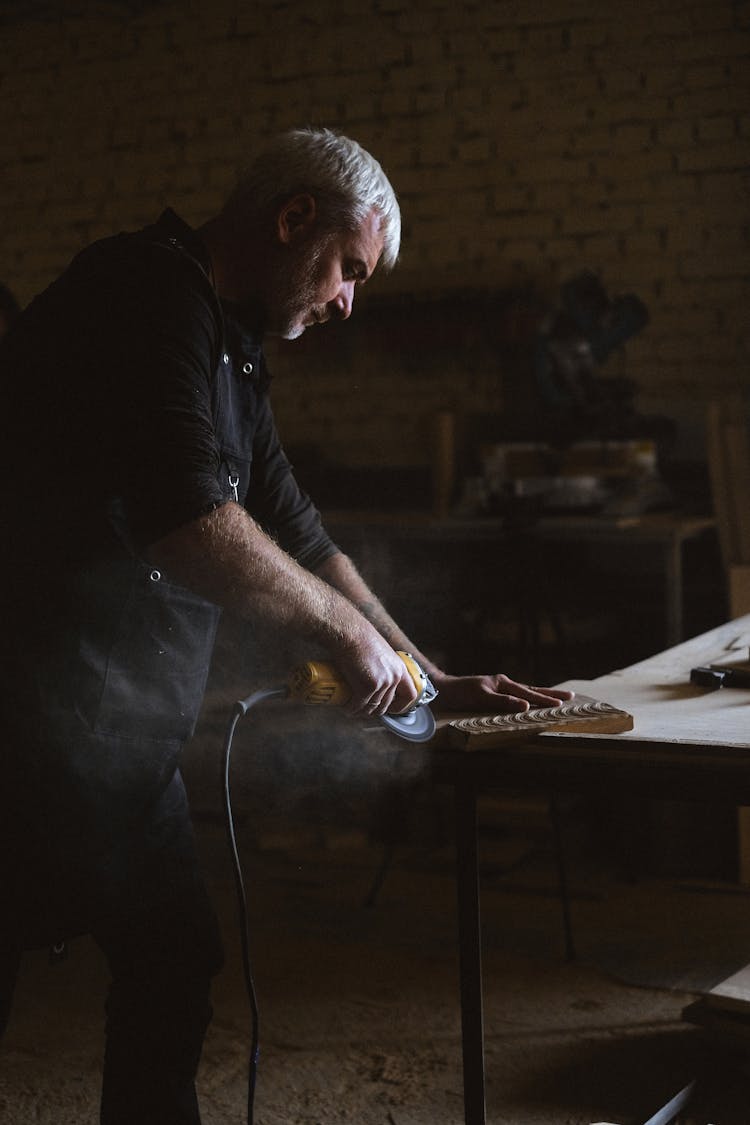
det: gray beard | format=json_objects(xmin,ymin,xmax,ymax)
[{"xmin": 269, "ymin": 238, "xmax": 328, "ymax": 340}]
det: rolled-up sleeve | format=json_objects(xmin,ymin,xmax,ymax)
[
  {"xmin": 245, "ymin": 392, "xmax": 340, "ymax": 572},
  {"xmin": 111, "ymin": 250, "xmax": 229, "ymax": 548}
]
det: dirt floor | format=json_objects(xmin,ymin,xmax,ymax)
[
  {"xmin": 3, "ymin": 808, "xmax": 750, "ymax": 1125},
  {"xmin": 2, "ymin": 683, "xmax": 750, "ymax": 1124}
]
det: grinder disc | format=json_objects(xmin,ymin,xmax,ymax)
[{"xmin": 380, "ymin": 705, "xmax": 436, "ymax": 743}]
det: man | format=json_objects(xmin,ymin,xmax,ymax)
[{"xmin": 0, "ymin": 126, "xmax": 571, "ymax": 1123}]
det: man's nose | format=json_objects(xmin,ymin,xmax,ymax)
[{"xmin": 331, "ymin": 280, "xmax": 355, "ymax": 320}]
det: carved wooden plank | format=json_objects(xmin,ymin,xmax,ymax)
[{"xmin": 432, "ymin": 694, "xmax": 633, "ymax": 751}]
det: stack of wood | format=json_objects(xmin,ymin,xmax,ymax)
[{"xmin": 683, "ymin": 963, "xmax": 750, "ymax": 1051}]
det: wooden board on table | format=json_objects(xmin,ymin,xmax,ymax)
[{"xmin": 431, "ymin": 694, "xmax": 633, "ymax": 752}]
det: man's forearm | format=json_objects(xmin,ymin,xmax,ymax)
[
  {"xmin": 148, "ymin": 503, "xmax": 420, "ymax": 713},
  {"xmin": 148, "ymin": 502, "xmax": 370, "ymax": 653},
  {"xmin": 314, "ymin": 551, "xmax": 444, "ymax": 678}
]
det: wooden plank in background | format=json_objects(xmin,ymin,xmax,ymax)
[
  {"xmin": 706, "ymin": 400, "xmax": 740, "ymax": 568},
  {"xmin": 725, "ymin": 423, "xmax": 750, "ymax": 564},
  {"xmin": 730, "ymin": 563, "xmax": 750, "ymax": 616}
]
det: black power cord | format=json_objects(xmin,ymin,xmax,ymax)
[
  {"xmin": 221, "ymin": 670, "xmax": 433, "ymax": 1121},
  {"xmin": 221, "ymin": 686, "xmax": 289, "ymax": 1125}
]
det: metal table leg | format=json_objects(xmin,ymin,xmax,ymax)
[{"xmin": 454, "ymin": 780, "xmax": 486, "ymax": 1125}]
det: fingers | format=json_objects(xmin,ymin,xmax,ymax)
[
  {"xmin": 363, "ymin": 666, "xmax": 419, "ymax": 716},
  {"xmin": 490, "ymin": 675, "xmax": 573, "ymax": 706},
  {"xmin": 481, "ymin": 686, "xmax": 574, "ymax": 714},
  {"xmin": 521, "ymin": 685, "xmax": 575, "ymax": 705},
  {"xmin": 387, "ymin": 674, "xmax": 422, "ymax": 715},
  {"xmin": 429, "ymin": 671, "xmax": 574, "ymax": 713},
  {"xmin": 485, "ymin": 694, "xmax": 531, "ymax": 714},
  {"xmin": 526, "ymin": 681, "xmax": 574, "ymax": 698},
  {"xmin": 339, "ymin": 645, "xmax": 419, "ymax": 718},
  {"xmin": 352, "ymin": 680, "xmax": 397, "ymax": 717},
  {"xmin": 349, "ymin": 678, "xmax": 414, "ymax": 717}
]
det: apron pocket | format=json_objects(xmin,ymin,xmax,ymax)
[{"xmin": 90, "ymin": 565, "xmax": 219, "ymax": 742}]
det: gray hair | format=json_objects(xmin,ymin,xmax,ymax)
[{"xmin": 227, "ymin": 126, "xmax": 401, "ymax": 270}]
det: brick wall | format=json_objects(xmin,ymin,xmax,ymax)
[{"xmin": 1, "ymin": 0, "xmax": 747, "ymax": 469}]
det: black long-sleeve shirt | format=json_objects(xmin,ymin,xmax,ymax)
[
  {"xmin": 1, "ymin": 208, "xmax": 336, "ymax": 567},
  {"xmin": 0, "ymin": 209, "xmax": 338, "ymax": 829}
]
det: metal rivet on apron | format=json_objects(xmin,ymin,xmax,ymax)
[
  {"xmin": 242, "ymin": 361, "xmax": 253, "ymax": 375},
  {"xmin": 223, "ymin": 353, "xmax": 230, "ymax": 364},
  {"xmin": 149, "ymin": 569, "xmax": 162, "ymax": 582}
]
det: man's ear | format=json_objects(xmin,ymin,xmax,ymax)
[{"xmin": 277, "ymin": 193, "xmax": 317, "ymax": 244}]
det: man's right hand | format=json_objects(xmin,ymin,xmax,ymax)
[{"xmin": 333, "ymin": 633, "xmax": 419, "ymax": 718}]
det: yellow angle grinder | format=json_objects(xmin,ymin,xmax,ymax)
[
  {"xmin": 237, "ymin": 649, "xmax": 438, "ymax": 742},
  {"xmin": 287, "ymin": 650, "xmax": 438, "ymax": 742}
]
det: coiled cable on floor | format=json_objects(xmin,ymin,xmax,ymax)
[{"xmin": 222, "ymin": 685, "xmax": 289, "ymax": 1125}]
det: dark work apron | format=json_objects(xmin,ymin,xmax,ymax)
[{"xmin": 0, "ymin": 288, "xmax": 266, "ymax": 945}]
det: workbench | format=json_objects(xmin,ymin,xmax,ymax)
[{"xmin": 430, "ymin": 614, "xmax": 750, "ymax": 1125}]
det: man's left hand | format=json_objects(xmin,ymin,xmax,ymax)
[{"xmin": 430, "ymin": 672, "xmax": 574, "ymax": 713}]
